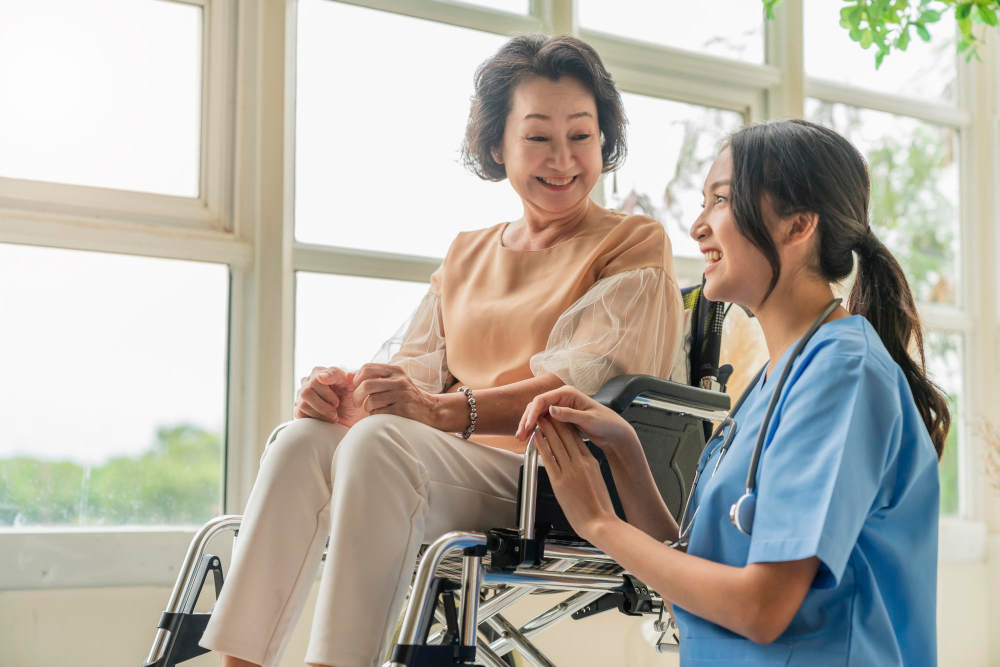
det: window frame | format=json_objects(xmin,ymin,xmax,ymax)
[
  {"xmin": 0, "ymin": 0, "xmax": 237, "ymax": 233},
  {"xmin": 0, "ymin": 0, "xmax": 994, "ymax": 590}
]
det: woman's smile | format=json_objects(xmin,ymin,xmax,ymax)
[
  {"xmin": 702, "ymin": 246, "xmax": 724, "ymax": 274},
  {"xmin": 536, "ymin": 174, "xmax": 579, "ymax": 190}
]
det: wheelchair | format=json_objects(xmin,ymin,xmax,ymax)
[{"xmin": 142, "ymin": 280, "xmax": 736, "ymax": 667}]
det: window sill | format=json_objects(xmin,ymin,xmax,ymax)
[
  {"xmin": 0, "ymin": 517, "xmax": 991, "ymax": 590},
  {"xmin": 0, "ymin": 527, "xmax": 220, "ymax": 591}
]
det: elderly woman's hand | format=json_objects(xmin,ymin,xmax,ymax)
[
  {"xmin": 352, "ymin": 363, "xmax": 443, "ymax": 427},
  {"xmin": 294, "ymin": 366, "xmax": 367, "ymax": 427},
  {"xmin": 516, "ymin": 385, "xmax": 640, "ymax": 456}
]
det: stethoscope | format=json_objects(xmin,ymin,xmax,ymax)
[{"xmin": 671, "ymin": 298, "xmax": 842, "ymax": 548}]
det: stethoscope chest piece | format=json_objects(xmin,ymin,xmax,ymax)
[{"xmin": 730, "ymin": 492, "xmax": 756, "ymax": 536}]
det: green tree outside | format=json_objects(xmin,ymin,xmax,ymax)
[{"xmin": 0, "ymin": 424, "xmax": 222, "ymax": 527}]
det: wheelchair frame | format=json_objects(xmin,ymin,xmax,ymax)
[{"xmin": 142, "ymin": 380, "xmax": 731, "ymax": 667}]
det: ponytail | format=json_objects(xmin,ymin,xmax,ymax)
[
  {"xmin": 850, "ymin": 234, "xmax": 951, "ymax": 459},
  {"xmin": 728, "ymin": 119, "xmax": 951, "ymax": 460}
]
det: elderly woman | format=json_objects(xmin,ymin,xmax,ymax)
[{"xmin": 200, "ymin": 34, "xmax": 683, "ymax": 667}]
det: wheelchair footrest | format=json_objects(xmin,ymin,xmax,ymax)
[
  {"xmin": 143, "ymin": 612, "xmax": 213, "ymax": 667},
  {"xmin": 389, "ymin": 644, "xmax": 477, "ymax": 666},
  {"xmin": 143, "ymin": 553, "xmax": 224, "ymax": 667}
]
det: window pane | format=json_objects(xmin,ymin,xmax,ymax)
[
  {"xmin": 295, "ymin": 0, "xmax": 522, "ymax": 257},
  {"xmin": 458, "ymin": 0, "xmax": 529, "ymax": 14},
  {"xmin": 295, "ymin": 273, "xmax": 430, "ymax": 391},
  {"xmin": 579, "ymin": 0, "xmax": 764, "ymax": 64},
  {"xmin": 0, "ymin": 0, "xmax": 202, "ymax": 197},
  {"xmin": 604, "ymin": 93, "xmax": 743, "ymax": 259},
  {"xmin": 806, "ymin": 100, "xmax": 960, "ymax": 305},
  {"xmin": 804, "ymin": 0, "xmax": 956, "ymax": 102},
  {"xmin": 926, "ymin": 331, "xmax": 962, "ymax": 515},
  {"xmin": 0, "ymin": 245, "xmax": 228, "ymax": 528}
]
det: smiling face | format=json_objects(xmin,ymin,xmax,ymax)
[
  {"xmin": 690, "ymin": 147, "xmax": 775, "ymax": 309},
  {"xmin": 494, "ymin": 75, "xmax": 603, "ymax": 217}
]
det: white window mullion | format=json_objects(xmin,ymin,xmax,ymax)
[
  {"xmin": 806, "ymin": 79, "xmax": 971, "ymax": 128},
  {"xmin": 293, "ymin": 243, "xmax": 440, "ymax": 283},
  {"xmin": 332, "ymin": 0, "xmax": 542, "ymax": 35},
  {"xmin": 0, "ymin": 207, "xmax": 250, "ymax": 266},
  {"xmin": 221, "ymin": 0, "xmax": 297, "ymax": 513},
  {"xmin": 581, "ymin": 30, "xmax": 780, "ymax": 93},
  {"xmin": 765, "ymin": 0, "xmax": 803, "ymax": 120},
  {"xmin": 202, "ymin": 0, "xmax": 239, "ymax": 232}
]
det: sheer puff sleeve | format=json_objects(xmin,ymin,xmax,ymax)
[
  {"xmin": 371, "ymin": 288, "xmax": 453, "ymax": 394},
  {"xmin": 529, "ymin": 267, "xmax": 684, "ymax": 396}
]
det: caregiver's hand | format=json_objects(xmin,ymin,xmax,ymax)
[
  {"xmin": 294, "ymin": 366, "xmax": 367, "ymax": 427},
  {"xmin": 534, "ymin": 416, "xmax": 621, "ymax": 542},
  {"xmin": 516, "ymin": 385, "xmax": 640, "ymax": 454},
  {"xmin": 353, "ymin": 363, "xmax": 441, "ymax": 427}
]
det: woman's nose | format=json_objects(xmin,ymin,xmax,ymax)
[
  {"xmin": 550, "ymin": 141, "xmax": 574, "ymax": 172},
  {"xmin": 690, "ymin": 213, "xmax": 709, "ymax": 242}
]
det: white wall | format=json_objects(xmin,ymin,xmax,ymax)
[{"xmin": 2, "ymin": 554, "xmax": 999, "ymax": 667}]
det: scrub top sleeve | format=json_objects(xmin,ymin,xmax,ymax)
[{"xmin": 745, "ymin": 352, "xmax": 898, "ymax": 589}]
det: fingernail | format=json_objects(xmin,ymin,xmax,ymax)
[
  {"xmin": 319, "ymin": 372, "xmax": 331, "ymax": 379},
  {"xmin": 550, "ymin": 406, "xmax": 560, "ymax": 415}
]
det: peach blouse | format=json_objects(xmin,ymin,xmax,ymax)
[{"xmin": 373, "ymin": 203, "xmax": 684, "ymax": 450}]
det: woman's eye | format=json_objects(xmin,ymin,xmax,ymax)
[
  {"xmin": 715, "ymin": 194, "xmax": 727, "ymax": 204},
  {"xmin": 573, "ymin": 134, "xmax": 591, "ymax": 140},
  {"xmin": 527, "ymin": 136, "xmax": 547, "ymax": 142}
]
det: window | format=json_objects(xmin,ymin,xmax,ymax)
[
  {"xmin": 578, "ymin": 0, "xmax": 765, "ymax": 64},
  {"xmin": 0, "ymin": 0, "xmax": 203, "ymax": 197},
  {"xmin": 804, "ymin": 6, "xmax": 969, "ymax": 515},
  {"xmin": 294, "ymin": 273, "xmax": 429, "ymax": 386},
  {"xmin": 927, "ymin": 331, "xmax": 963, "ymax": 515},
  {"xmin": 295, "ymin": 0, "xmax": 522, "ymax": 257},
  {"xmin": 0, "ymin": 244, "xmax": 228, "ymax": 528},
  {"xmin": 2, "ymin": 0, "xmax": 992, "ymax": 591},
  {"xmin": 604, "ymin": 93, "xmax": 744, "ymax": 262},
  {"xmin": 804, "ymin": 0, "xmax": 956, "ymax": 102},
  {"xmin": 805, "ymin": 101, "xmax": 960, "ymax": 305}
]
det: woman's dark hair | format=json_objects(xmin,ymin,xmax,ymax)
[
  {"xmin": 461, "ymin": 34, "xmax": 627, "ymax": 181},
  {"xmin": 727, "ymin": 119, "xmax": 951, "ymax": 459}
]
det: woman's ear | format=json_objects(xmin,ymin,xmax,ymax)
[
  {"xmin": 491, "ymin": 146, "xmax": 504, "ymax": 165},
  {"xmin": 783, "ymin": 212, "xmax": 820, "ymax": 248}
]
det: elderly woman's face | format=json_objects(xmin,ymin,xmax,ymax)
[{"xmin": 496, "ymin": 75, "xmax": 602, "ymax": 216}]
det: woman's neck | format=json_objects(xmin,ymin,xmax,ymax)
[
  {"xmin": 752, "ymin": 275, "xmax": 849, "ymax": 381},
  {"xmin": 505, "ymin": 198, "xmax": 593, "ymax": 251}
]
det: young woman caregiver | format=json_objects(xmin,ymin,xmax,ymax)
[{"xmin": 516, "ymin": 119, "xmax": 950, "ymax": 666}]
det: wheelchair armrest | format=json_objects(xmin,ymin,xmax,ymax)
[{"xmin": 592, "ymin": 374, "xmax": 731, "ymax": 415}]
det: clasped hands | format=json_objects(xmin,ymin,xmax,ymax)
[{"xmin": 294, "ymin": 363, "xmax": 441, "ymax": 428}]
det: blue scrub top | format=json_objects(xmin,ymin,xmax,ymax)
[{"xmin": 673, "ymin": 315, "xmax": 940, "ymax": 666}]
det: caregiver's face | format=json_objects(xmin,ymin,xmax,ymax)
[
  {"xmin": 690, "ymin": 147, "xmax": 773, "ymax": 308},
  {"xmin": 496, "ymin": 75, "xmax": 602, "ymax": 216}
]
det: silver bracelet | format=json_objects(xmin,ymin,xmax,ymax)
[{"xmin": 458, "ymin": 385, "xmax": 477, "ymax": 440}]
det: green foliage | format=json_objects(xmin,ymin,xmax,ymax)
[
  {"xmin": 764, "ymin": 0, "xmax": 1000, "ymax": 68},
  {"xmin": 0, "ymin": 424, "xmax": 222, "ymax": 527}
]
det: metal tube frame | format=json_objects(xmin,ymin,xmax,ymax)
[
  {"xmin": 459, "ymin": 555, "xmax": 484, "ymax": 648},
  {"xmin": 144, "ymin": 514, "xmax": 243, "ymax": 666},
  {"xmin": 518, "ymin": 431, "xmax": 540, "ymax": 540}
]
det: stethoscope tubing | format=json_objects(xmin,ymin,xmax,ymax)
[{"xmin": 672, "ymin": 298, "xmax": 843, "ymax": 545}]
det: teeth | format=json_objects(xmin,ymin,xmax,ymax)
[
  {"xmin": 704, "ymin": 250, "xmax": 723, "ymax": 263},
  {"xmin": 540, "ymin": 176, "xmax": 574, "ymax": 186}
]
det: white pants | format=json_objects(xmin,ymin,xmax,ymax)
[{"xmin": 199, "ymin": 414, "xmax": 523, "ymax": 667}]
